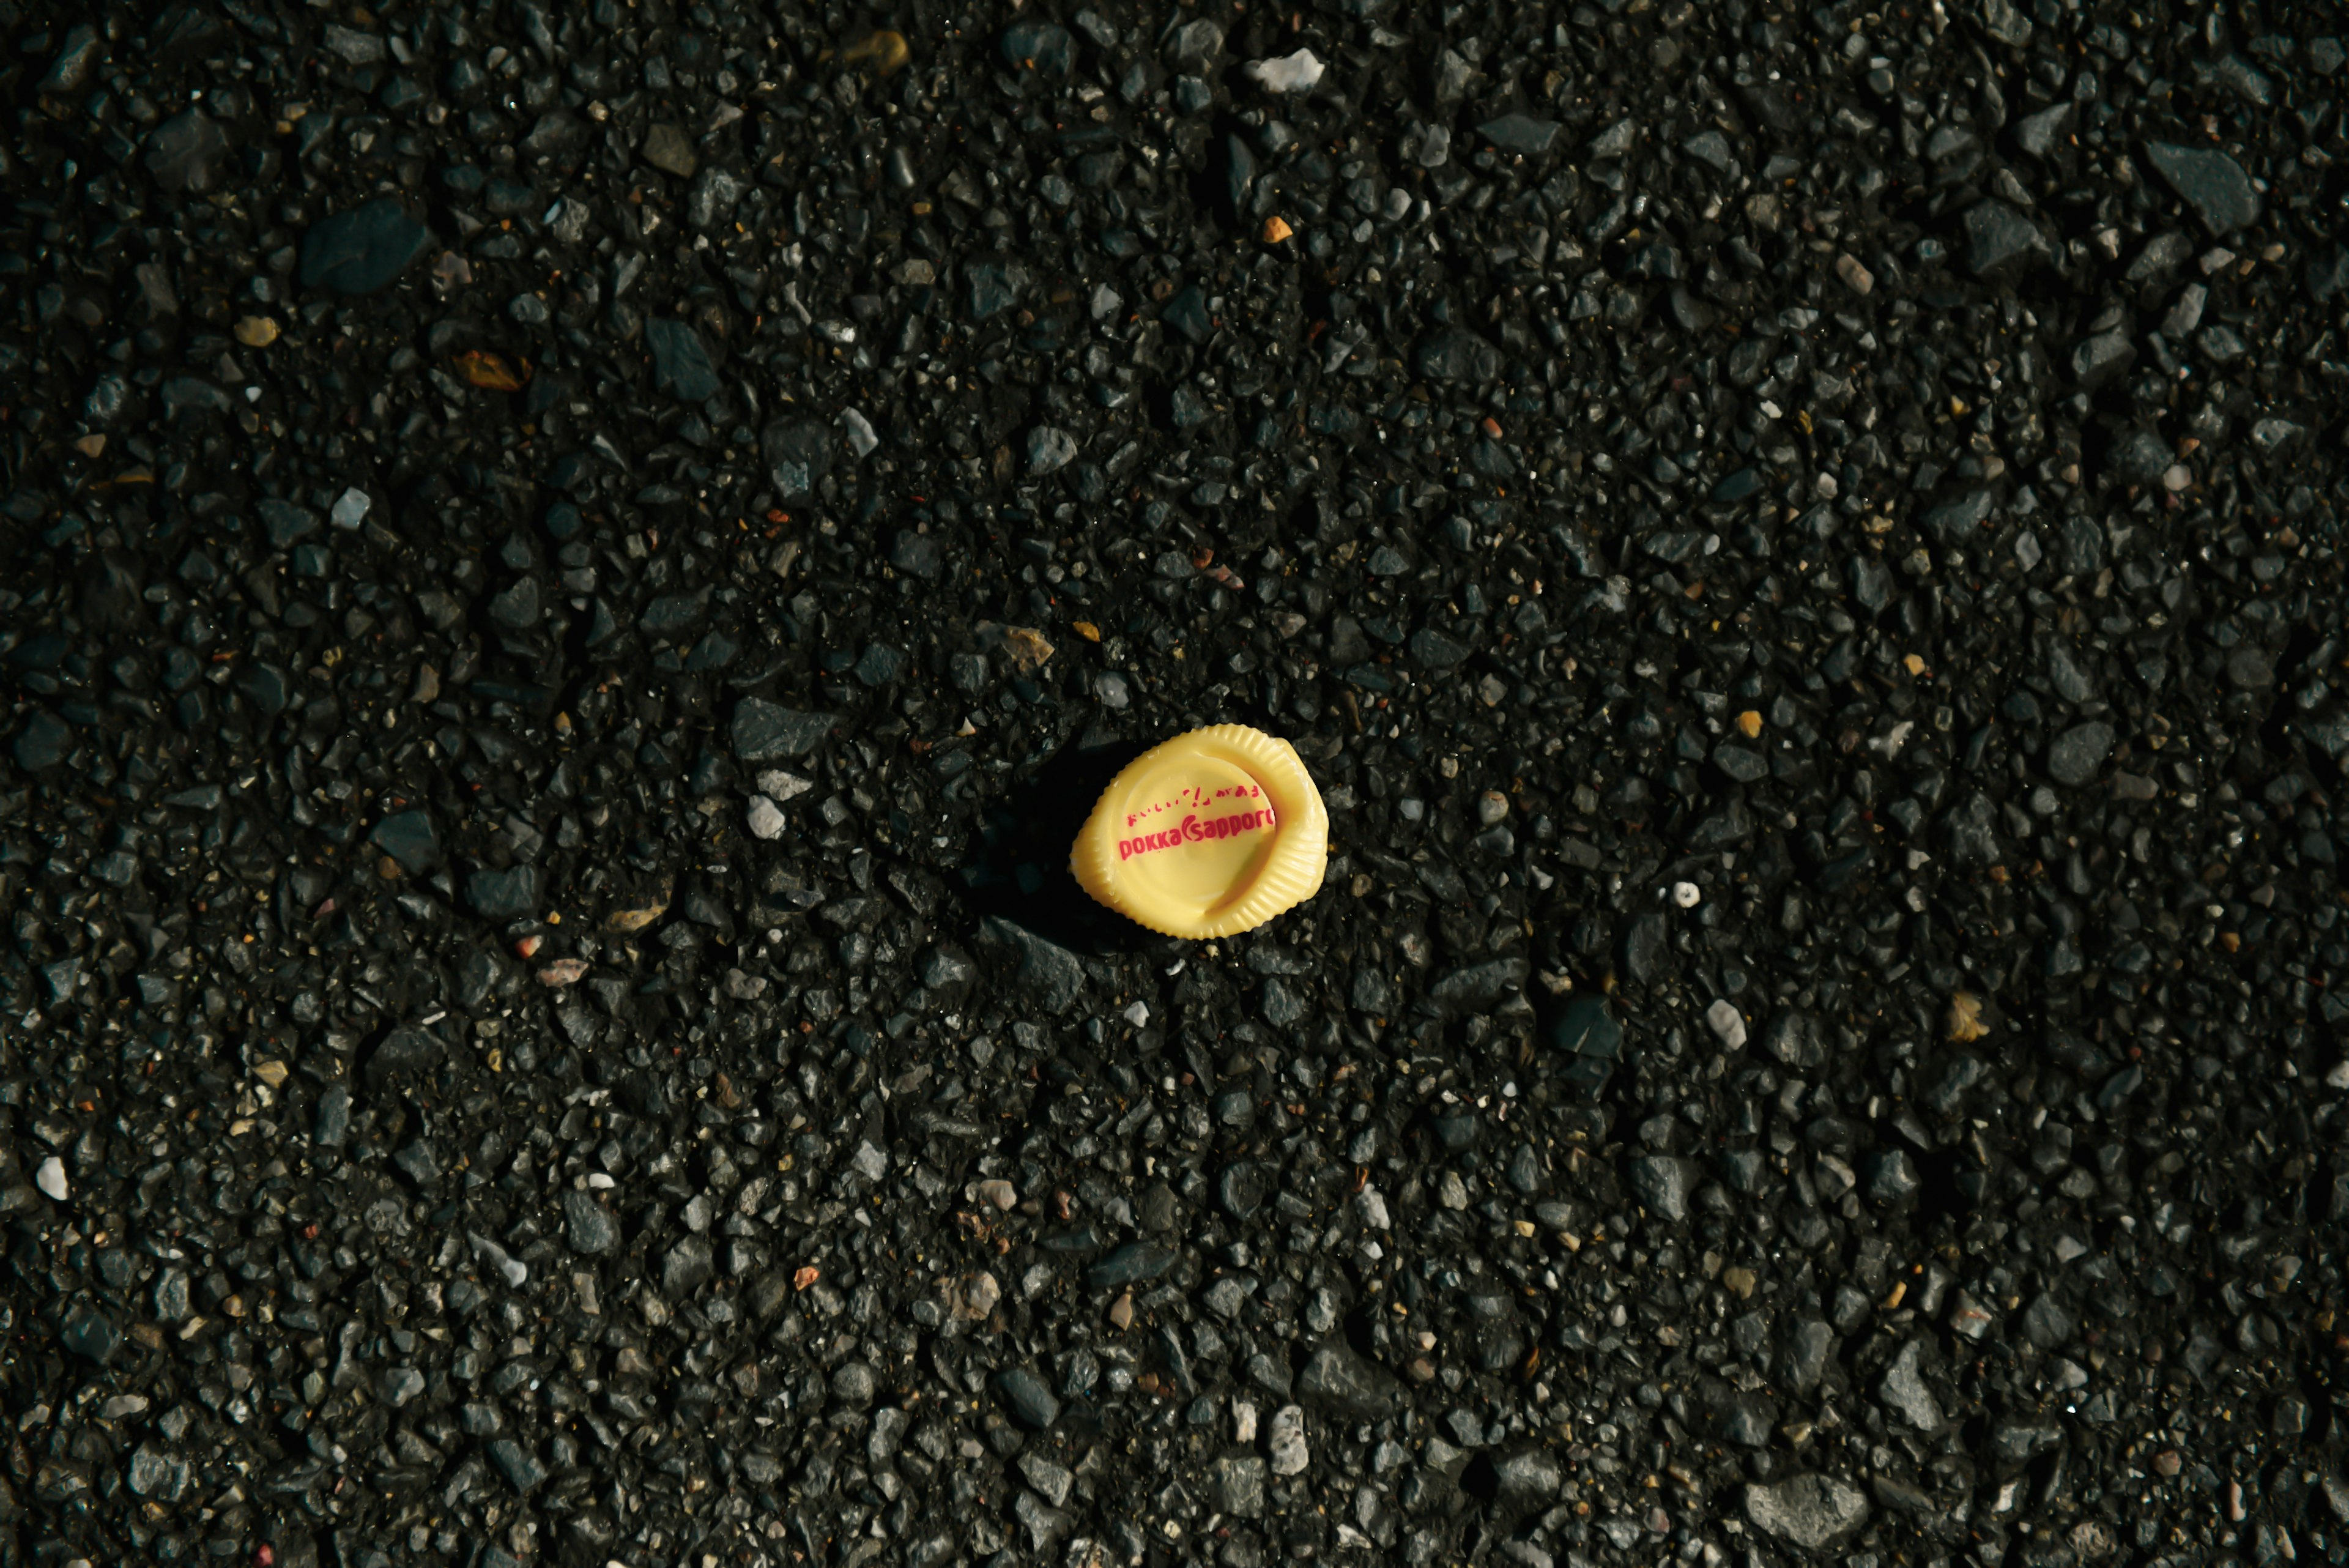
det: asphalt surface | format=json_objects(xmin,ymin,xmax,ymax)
[{"xmin": 2, "ymin": 2, "xmax": 2347, "ymax": 1567}]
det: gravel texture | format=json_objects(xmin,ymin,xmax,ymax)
[{"xmin": 3, "ymin": 2, "xmax": 2348, "ymax": 1567}]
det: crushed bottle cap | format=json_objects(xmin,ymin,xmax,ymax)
[{"xmin": 1071, "ymin": 724, "xmax": 1329, "ymax": 939}]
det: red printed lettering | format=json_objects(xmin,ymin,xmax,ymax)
[{"xmin": 1111, "ymin": 803, "xmax": 1279, "ymax": 863}]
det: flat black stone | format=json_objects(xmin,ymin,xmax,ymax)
[
  {"xmin": 12, "ymin": 710, "xmax": 72, "ymax": 770},
  {"xmin": 1163, "ymin": 284, "xmax": 1212, "ymax": 344},
  {"xmin": 731, "ymin": 698, "xmax": 835, "ymax": 760},
  {"xmin": 366, "ymin": 809, "xmax": 442, "ymax": 874},
  {"xmin": 1962, "ymin": 199, "xmax": 2049, "ymax": 275},
  {"xmin": 1622, "ymin": 912, "xmax": 1669, "ymax": 984},
  {"xmin": 54, "ymin": 1303, "xmax": 120, "ymax": 1367},
  {"xmin": 1714, "ymin": 743, "xmax": 1769, "ymax": 783},
  {"xmin": 1409, "ymin": 627, "xmax": 1469, "ymax": 669},
  {"xmin": 1085, "ymin": 1241, "xmax": 1174, "ymax": 1290},
  {"xmin": 1549, "ymin": 997, "xmax": 1622, "ymax": 1062},
  {"xmin": 1627, "ymin": 1154, "xmax": 1691, "ymax": 1221},
  {"xmin": 762, "ymin": 417, "xmax": 836, "ymax": 501},
  {"xmin": 314, "ymin": 1083, "xmax": 352, "ymax": 1147},
  {"xmin": 1297, "ymin": 1344, "xmax": 1400, "ymax": 1419},
  {"xmin": 1919, "ymin": 489, "xmax": 1994, "ymax": 543},
  {"xmin": 467, "ymin": 864, "xmax": 541, "ymax": 920},
  {"xmin": 300, "ymin": 199, "xmax": 434, "ymax": 295},
  {"xmin": 258, "ymin": 498, "xmax": 319, "ymax": 547},
  {"xmin": 364, "ymin": 1027, "xmax": 443, "ymax": 1089},
  {"xmin": 646, "ymin": 318, "xmax": 722, "ymax": 402},
  {"xmin": 487, "ymin": 1437, "xmax": 547, "ymax": 1493},
  {"xmin": 562, "ymin": 1189, "xmax": 620, "ymax": 1255},
  {"xmin": 2145, "ymin": 142, "xmax": 2261, "ymax": 234},
  {"xmin": 144, "ymin": 110, "xmax": 231, "ymax": 193},
  {"xmin": 663, "ymin": 1234, "xmax": 714, "ymax": 1294},
  {"xmin": 2013, "ymin": 102, "xmax": 2073, "ymax": 158},
  {"xmin": 967, "ymin": 258, "xmax": 1028, "ymax": 321},
  {"xmin": 994, "ymin": 1366, "xmax": 1062, "ymax": 1429},
  {"xmin": 1711, "ymin": 467, "xmax": 1762, "ymax": 502},
  {"xmin": 891, "ymin": 530, "xmax": 945, "ymax": 578},
  {"xmin": 2047, "ymin": 721, "xmax": 2115, "ymax": 787},
  {"xmin": 1414, "ymin": 326, "xmax": 1504, "ymax": 384},
  {"xmin": 1217, "ymin": 1161, "xmax": 1267, "ymax": 1219},
  {"xmin": 980, "ymin": 916, "xmax": 1088, "ymax": 1013},
  {"xmin": 1479, "ymin": 113, "xmax": 1560, "ymax": 154},
  {"xmin": 1001, "ymin": 20, "xmax": 1073, "ymax": 74}
]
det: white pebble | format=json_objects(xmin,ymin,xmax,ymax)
[
  {"xmin": 745, "ymin": 795, "xmax": 787, "ymax": 841},
  {"xmin": 1122, "ymin": 1000, "xmax": 1150, "ymax": 1028},
  {"xmin": 1245, "ymin": 48, "xmax": 1324, "ymax": 94},
  {"xmin": 35, "ymin": 1156, "xmax": 67, "ymax": 1202},
  {"xmin": 960, "ymin": 1271, "xmax": 1001, "ymax": 1320},
  {"xmin": 470, "ymin": 1233, "xmax": 527, "ymax": 1288},
  {"xmin": 1267, "ymin": 1404, "xmax": 1310, "ymax": 1476},
  {"xmin": 1705, "ymin": 999, "xmax": 1747, "ymax": 1050},
  {"xmin": 1671, "ymin": 881, "xmax": 1701, "ymax": 908},
  {"xmin": 842, "ymin": 407, "xmax": 879, "ymax": 458},
  {"xmin": 1233, "ymin": 1400, "xmax": 1259, "ymax": 1444},
  {"xmin": 757, "ymin": 769, "xmax": 814, "ymax": 803},
  {"xmin": 2326, "ymin": 1060, "xmax": 2349, "ymax": 1090}
]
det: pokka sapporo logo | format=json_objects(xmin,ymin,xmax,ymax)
[{"xmin": 1118, "ymin": 782, "xmax": 1276, "ymax": 862}]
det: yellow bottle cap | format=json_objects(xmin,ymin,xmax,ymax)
[{"xmin": 1070, "ymin": 724, "xmax": 1329, "ymax": 939}]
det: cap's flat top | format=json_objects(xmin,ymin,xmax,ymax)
[{"xmin": 1070, "ymin": 724, "xmax": 1329, "ymax": 939}]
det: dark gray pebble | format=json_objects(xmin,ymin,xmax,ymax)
[
  {"xmin": 300, "ymin": 199, "xmax": 434, "ymax": 295},
  {"xmin": 995, "ymin": 1366, "xmax": 1062, "ymax": 1429}
]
